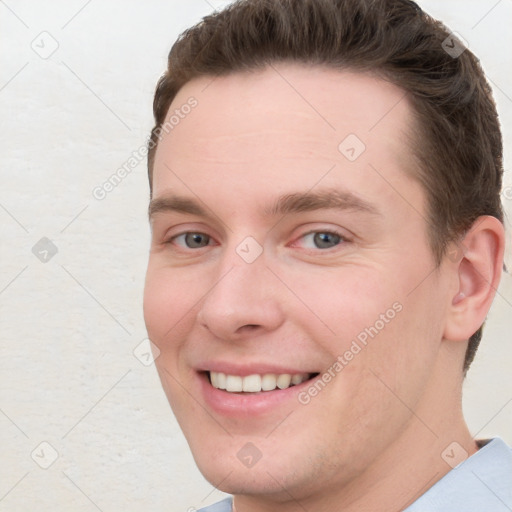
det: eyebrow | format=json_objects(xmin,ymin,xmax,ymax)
[{"xmin": 148, "ymin": 189, "xmax": 381, "ymax": 220}]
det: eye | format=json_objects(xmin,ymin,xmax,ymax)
[
  {"xmin": 170, "ymin": 232, "xmax": 213, "ymax": 249},
  {"xmin": 298, "ymin": 230, "xmax": 345, "ymax": 250}
]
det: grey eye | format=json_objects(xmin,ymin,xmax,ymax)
[
  {"xmin": 179, "ymin": 233, "xmax": 211, "ymax": 248},
  {"xmin": 310, "ymin": 232, "xmax": 342, "ymax": 249}
]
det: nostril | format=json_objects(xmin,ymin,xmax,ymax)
[{"xmin": 238, "ymin": 324, "xmax": 260, "ymax": 332}]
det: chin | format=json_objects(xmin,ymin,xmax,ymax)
[
  {"xmin": 188, "ymin": 435, "xmax": 321, "ymax": 501},
  {"xmin": 196, "ymin": 458, "xmax": 302, "ymax": 498}
]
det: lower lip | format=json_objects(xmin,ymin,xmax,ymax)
[{"xmin": 198, "ymin": 372, "xmax": 316, "ymax": 417}]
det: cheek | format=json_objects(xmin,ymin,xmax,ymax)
[
  {"xmin": 143, "ymin": 267, "xmax": 200, "ymax": 417},
  {"xmin": 351, "ymin": 274, "xmax": 446, "ymax": 413},
  {"xmin": 143, "ymin": 265, "xmax": 200, "ymax": 343},
  {"xmin": 286, "ymin": 262, "xmax": 442, "ymax": 394},
  {"xmin": 143, "ymin": 272, "xmax": 171, "ymax": 343},
  {"xmin": 282, "ymin": 264, "xmax": 400, "ymax": 349}
]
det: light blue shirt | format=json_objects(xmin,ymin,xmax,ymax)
[{"xmin": 197, "ymin": 437, "xmax": 512, "ymax": 511}]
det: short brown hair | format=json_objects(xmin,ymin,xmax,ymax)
[{"xmin": 147, "ymin": 0, "xmax": 504, "ymax": 373}]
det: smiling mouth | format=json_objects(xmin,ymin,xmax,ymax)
[{"xmin": 206, "ymin": 371, "xmax": 320, "ymax": 393}]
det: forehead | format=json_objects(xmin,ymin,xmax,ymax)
[{"xmin": 152, "ymin": 63, "xmax": 420, "ymax": 210}]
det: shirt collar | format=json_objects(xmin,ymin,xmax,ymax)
[{"xmin": 405, "ymin": 437, "xmax": 512, "ymax": 511}]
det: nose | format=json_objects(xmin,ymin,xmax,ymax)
[{"xmin": 196, "ymin": 252, "xmax": 285, "ymax": 341}]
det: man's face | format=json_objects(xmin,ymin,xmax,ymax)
[{"xmin": 144, "ymin": 65, "xmax": 455, "ymax": 500}]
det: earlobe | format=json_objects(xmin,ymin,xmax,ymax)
[{"xmin": 443, "ymin": 216, "xmax": 505, "ymax": 342}]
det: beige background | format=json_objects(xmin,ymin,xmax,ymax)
[{"xmin": 0, "ymin": 0, "xmax": 511, "ymax": 510}]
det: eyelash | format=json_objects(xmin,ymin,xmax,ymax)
[{"xmin": 165, "ymin": 229, "xmax": 349, "ymax": 252}]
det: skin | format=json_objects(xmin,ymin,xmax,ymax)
[{"xmin": 143, "ymin": 64, "xmax": 504, "ymax": 512}]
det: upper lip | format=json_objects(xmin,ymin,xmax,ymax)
[{"xmin": 196, "ymin": 361, "xmax": 318, "ymax": 377}]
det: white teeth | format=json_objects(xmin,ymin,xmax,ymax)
[
  {"xmin": 291, "ymin": 374, "xmax": 304, "ymax": 385},
  {"xmin": 216, "ymin": 372, "xmax": 226, "ymax": 390},
  {"xmin": 277, "ymin": 374, "xmax": 291, "ymax": 389},
  {"xmin": 225, "ymin": 375, "xmax": 243, "ymax": 392},
  {"xmin": 242, "ymin": 374, "xmax": 261, "ymax": 392},
  {"xmin": 261, "ymin": 373, "xmax": 277, "ymax": 391},
  {"xmin": 209, "ymin": 371, "xmax": 311, "ymax": 393}
]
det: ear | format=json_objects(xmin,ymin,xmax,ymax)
[{"xmin": 443, "ymin": 215, "xmax": 505, "ymax": 342}]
